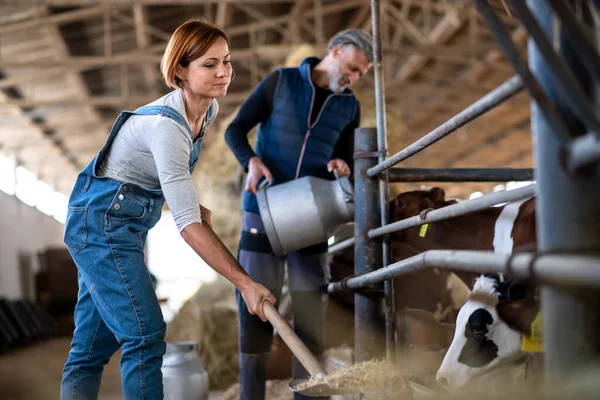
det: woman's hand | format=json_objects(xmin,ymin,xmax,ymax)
[{"xmin": 239, "ymin": 280, "xmax": 277, "ymax": 322}]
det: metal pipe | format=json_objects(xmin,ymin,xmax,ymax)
[
  {"xmin": 367, "ymin": 76, "xmax": 524, "ymax": 177},
  {"xmin": 528, "ymin": 0, "xmax": 600, "ymax": 377},
  {"xmin": 545, "ymin": 0, "xmax": 600, "ymax": 84},
  {"xmin": 328, "ymin": 237, "xmax": 355, "ymax": 255},
  {"xmin": 370, "ymin": 0, "xmax": 395, "ymax": 363},
  {"xmin": 327, "ymin": 250, "xmax": 600, "ymax": 292},
  {"xmin": 388, "ymin": 167, "xmax": 535, "ymax": 182},
  {"xmin": 353, "ymin": 127, "xmax": 384, "ymax": 362},
  {"xmin": 508, "ymin": 0, "xmax": 600, "ymax": 133},
  {"xmin": 369, "ymin": 184, "xmax": 535, "ymax": 240},
  {"xmin": 568, "ymin": 132, "xmax": 600, "ymax": 172},
  {"xmin": 328, "ymin": 183, "xmax": 537, "ymax": 255},
  {"xmin": 475, "ymin": 0, "xmax": 573, "ymax": 143}
]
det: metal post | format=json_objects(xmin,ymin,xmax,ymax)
[
  {"xmin": 528, "ymin": 0, "xmax": 600, "ymax": 377},
  {"xmin": 354, "ymin": 127, "xmax": 384, "ymax": 362},
  {"xmin": 370, "ymin": 0, "xmax": 395, "ymax": 363}
]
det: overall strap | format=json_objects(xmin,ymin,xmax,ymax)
[{"xmin": 133, "ymin": 105, "xmax": 193, "ymax": 138}]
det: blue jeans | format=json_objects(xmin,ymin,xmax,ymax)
[
  {"xmin": 60, "ymin": 104, "xmax": 195, "ymax": 400},
  {"xmin": 237, "ymin": 212, "xmax": 329, "ymax": 400},
  {"xmin": 62, "ymin": 175, "xmax": 166, "ymax": 400}
]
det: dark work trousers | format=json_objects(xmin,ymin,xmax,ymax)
[{"xmin": 236, "ymin": 211, "xmax": 329, "ymax": 400}]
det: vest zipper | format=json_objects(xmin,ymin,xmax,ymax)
[{"xmin": 295, "ymin": 129, "xmax": 311, "ymax": 179}]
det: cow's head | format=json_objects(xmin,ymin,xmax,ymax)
[
  {"xmin": 436, "ymin": 275, "xmax": 537, "ymax": 388},
  {"xmin": 389, "ymin": 187, "xmax": 457, "ymax": 241}
]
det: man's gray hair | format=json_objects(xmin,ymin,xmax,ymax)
[{"xmin": 327, "ymin": 29, "xmax": 374, "ymax": 63}]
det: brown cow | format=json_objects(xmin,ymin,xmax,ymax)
[{"xmin": 389, "ymin": 187, "xmax": 536, "ymax": 287}]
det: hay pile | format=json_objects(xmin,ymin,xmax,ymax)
[
  {"xmin": 221, "ymin": 379, "xmax": 293, "ymax": 400},
  {"xmin": 165, "ymin": 277, "xmax": 239, "ymax": 389},
  {"xmin": 296, "ymin": 360, "xmax": 408, "ymax": 394}
]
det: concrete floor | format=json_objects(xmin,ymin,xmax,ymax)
[{"xmin": 0, "ymin": 337, "xmax": 224, "ymax": 399}]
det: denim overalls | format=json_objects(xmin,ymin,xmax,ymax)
[{"xmin": 61, "ymin": 105, "xmax": 201, "ymax": 400}]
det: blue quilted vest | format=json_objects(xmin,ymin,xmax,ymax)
[{"xmin": 243, "ymin": 57, "xmax": 359, "ymax": 213}]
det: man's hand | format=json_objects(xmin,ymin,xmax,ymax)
[
  {"xmin": 240, "ymin": 280, "xmax": 276, "ymax": 322},
  {"xmin": 199, "ymin": 204, "xmax": 212, "ymax": 227},
  {"xmin": 327, "ymin": 158, "xmax": 350, "ymax": 177},
  {"xmin": 246, "ymin": 156, "xmax": 273, "ymax": 194}
]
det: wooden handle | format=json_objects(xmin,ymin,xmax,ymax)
[{"xmin": 263, "ymin": 301, "xmax": 326, "ymax": 377}]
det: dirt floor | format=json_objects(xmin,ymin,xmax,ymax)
[{"xmin": 0, "ymin": 337, "xmax": 224, "ymax": 399}]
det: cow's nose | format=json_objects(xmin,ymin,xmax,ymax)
[{"xmin": 437, "ymin": 376, "xmax": 449, "ymax": 385}]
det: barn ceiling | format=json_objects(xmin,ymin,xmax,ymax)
[{"xmin": 0, "ymin": 0, "xmax": 530, "ymax": 198}]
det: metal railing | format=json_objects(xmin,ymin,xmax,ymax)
[
  {"xmin": 328, "ymin": 250, "xmax": 600, "ymax": 292},
  {"xmin": 339, "ymin": 0, "xmax": 600, "ymax": 370}
]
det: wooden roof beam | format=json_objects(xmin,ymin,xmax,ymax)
[
  {"xmin": 390, "ymin": 0, "xmax": 462, "ymax": 13},
  {"xmin": 282, "ymin": 0, "xmax": 307, "ymax": 43},
  {"xmin": 235, "ymin": 3, "xmax": 287, "ymax": 36},
  {"xmin": 0, "ymin": 92, "xmax": 251, "ymax": 109},
  {"xmin": 132, "ymin": 4, "xmax": 162, "ymax": 96},
  {"xmin": 0, "ymin": 5, "xmax": 111, "ymax": 36},
  {"xmin": 406, "ymin": 26, "xmax": 526, "ymax": 128},
  {"xmin": 0, "ymin": 41, "xmax": 502, "ymax": 70},
  {"xmin": 226, "ymin": 1, "xmax": 363, "ymax": 37},
  {"xmin": 35, "ymin": 0, "xmax": 296, "ymax": 4},
  {"xmin": 215, "ymin": 3, "xmax": 233, "ymax": 28},
  {"xmin": 393, "ymin": 1, "xmax": 470, "ymax": 84}
]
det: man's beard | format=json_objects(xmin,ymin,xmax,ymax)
[{"xmin": 328, "ymin": 71, "xmax": 349, "ymax": 93}]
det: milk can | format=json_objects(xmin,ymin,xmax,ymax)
[
  {"xmin": 162, "ymin": 341, "xmax": 209, "ymax": 400},
  {"xmin": 256, "ymin": 174, "xmax": 354, "ymax": 256}
]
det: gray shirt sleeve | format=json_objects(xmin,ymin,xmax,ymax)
[{"xmin": 146, "ymin": 118, "xmax": 201, "ymax": 232}]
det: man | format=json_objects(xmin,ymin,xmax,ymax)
[{"xmin": 225, "ymin": 29, "xmax": 373, "ymax": 400}]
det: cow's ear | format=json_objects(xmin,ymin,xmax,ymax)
[
  {"xmin": 391, "ymin": 195, "xmax": 404, "ymax": 210},
  {"xmin": 420, "ymin": 197, "xmax": 435, "ymax": 211},
  {"xmin": 429, "ymin": 187, "xmax": 446, "ymax": 203},
  {"xmin": 496, "ymin": 299, "xmax": 539, "ymax": 336}
]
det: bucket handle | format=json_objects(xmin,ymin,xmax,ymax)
[
  {"xmin": 334, "ymin": 170, "xmax": 354, "ymax": 203},
  {"xmin": 258, "ymin": 179, "xmax": 271, "ymax": 191}
]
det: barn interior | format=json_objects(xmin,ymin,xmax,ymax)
[{"xmin": 1, "ymin": 1, "xmax": 599, "ymax": 399}]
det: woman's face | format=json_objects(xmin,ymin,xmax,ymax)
[{"xmin": 177, "ymin": 37, "xmax": 233, "ymax": 98}]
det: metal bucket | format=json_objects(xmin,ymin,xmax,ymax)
[
  {"xmin": 256, "ymin": 174, "xmax": 354, "ymax": 256},
  {"xmin": 162, "ymin": 341, "xmax": 209, "ymax": 400}
]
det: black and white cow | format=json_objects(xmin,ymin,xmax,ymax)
[{"xmin": 436, "ymin": 274, "xmax": 538, "ymax": 388}]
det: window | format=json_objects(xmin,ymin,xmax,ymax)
[
  {"xmin": 0, "ymin": 152, "xmax": 68, "ymax": 224},
  {"xmin": 51, "ymin": 192, "xmax": 68, "ymax": 224},
  {"xmin": 36, "ymin": 180, "xmax": 55, "ymax": 216},
  {"xmin": 0, "ymin": 154, "xmax": 16, "ymax": 195},
  {"xmin": 15, "ymin": 166, "xmax": 37, "ymax": 207}
]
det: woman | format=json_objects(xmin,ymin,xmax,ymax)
[{"xmin": 61, "ymin": 19, "xmax": 275, "ymax": 400}]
